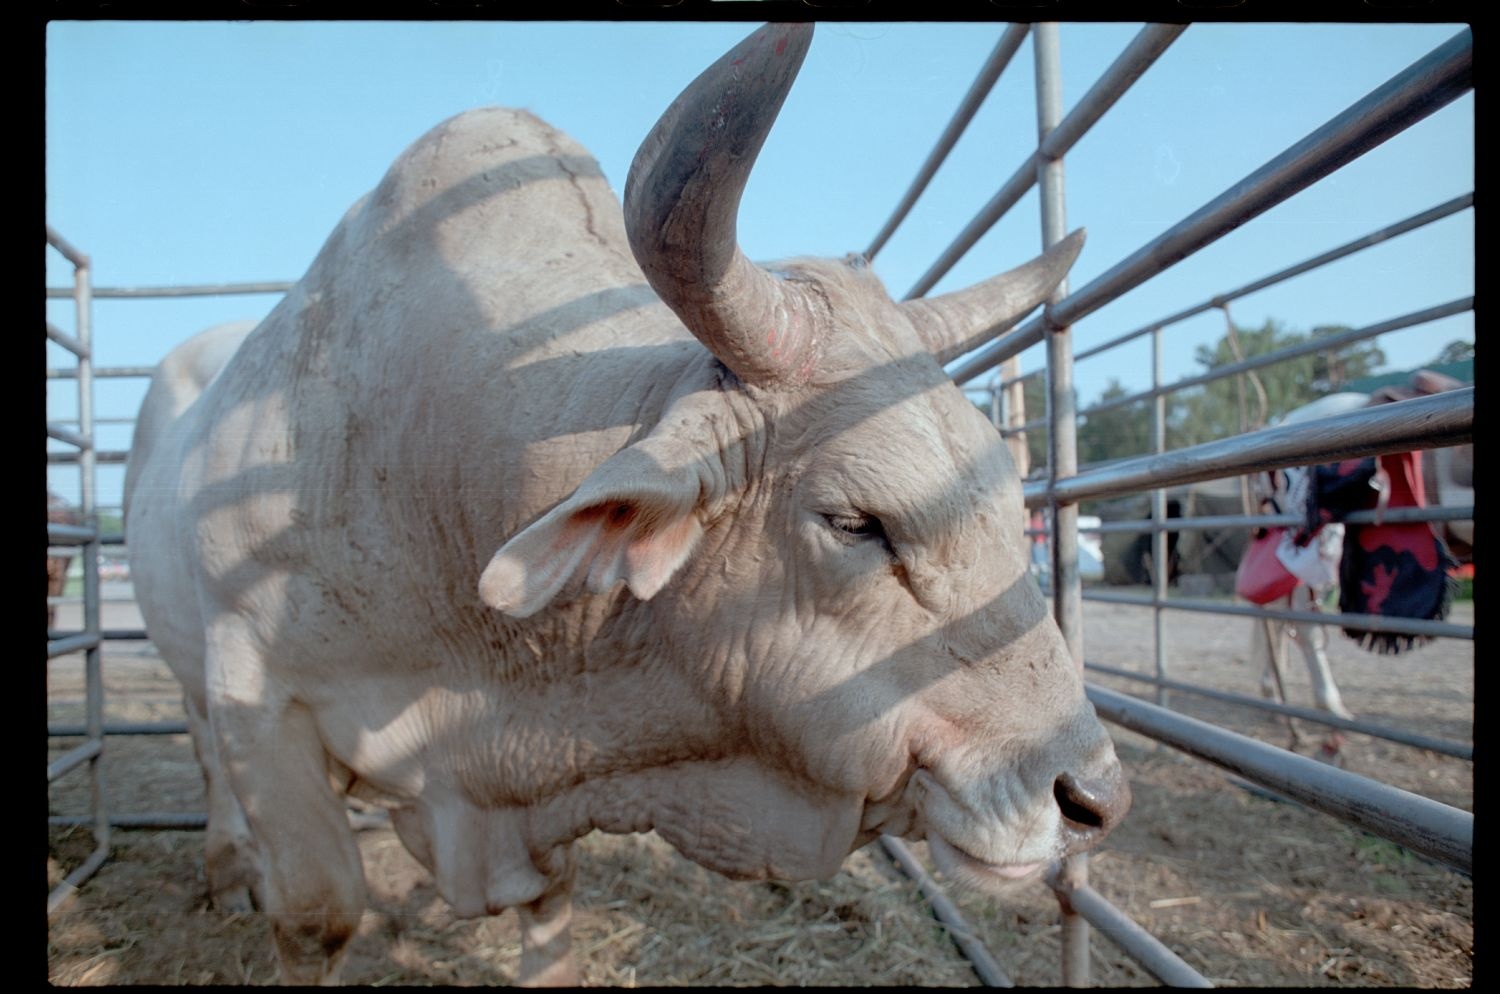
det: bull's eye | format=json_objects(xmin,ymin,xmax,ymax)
[{"xmin": 823, "ymin": 512, "xmax": 893, "ymax": 552}]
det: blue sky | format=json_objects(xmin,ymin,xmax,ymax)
[{"xmin": 45, "ymin": 19, "xmax": 1473, "ymax": 508}]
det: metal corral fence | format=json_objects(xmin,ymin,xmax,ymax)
[
  {"xmin": 46, "ymin": 228, "xmax": 112, "ymax": 916},
  {"xmin": 46, "ymin": 21, "xmax": 1473, "ymax": 988}
]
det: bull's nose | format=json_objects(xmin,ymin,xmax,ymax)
[{"xmin": 1053, "ymin": 768, "xmax": 1131, "ymax": 851}]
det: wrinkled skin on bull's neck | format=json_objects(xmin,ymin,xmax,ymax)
[{"xmin": 126, "ymin": 23, "xmax": 1126, "ymax": 987}]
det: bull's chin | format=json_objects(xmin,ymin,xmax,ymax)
[{"xmin": 925, "ymin": 832, "xmax": 1046, "ymax": 892}]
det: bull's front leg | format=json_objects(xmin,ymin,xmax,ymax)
[
  {"xmin": 516, "ymin": 846, "xmax": 579, "ymax": 986},
  {"xmin": 210, "ymin": 653, "xmax": 367, "ymax": 984}
]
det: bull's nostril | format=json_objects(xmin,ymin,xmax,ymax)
[
  {"xmin": 1054, "ymin": 774, "xmax": 1105, "ymax": 829},
  {"xmin": 1053, "ymin": 771, "xmax": 1130, "ymax": 836}
]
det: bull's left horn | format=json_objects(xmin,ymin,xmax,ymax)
[
  {"xmin": 624, "ymin": 22, "xmax": 824, "ymax": 389},
  {"xmin": 902, "ymin": 229, "xmax": 1086, "ymax": 365}
]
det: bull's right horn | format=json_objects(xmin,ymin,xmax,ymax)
[
  {"xmin": 902, "ymin": 229, "xmax": 1086, "ymax": 365},
  {"xmin": 624, "ymin": 22, "xmax": 824, "ymax": 389}
]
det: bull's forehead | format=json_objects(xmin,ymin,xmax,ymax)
[{"xmin": 769, "ymin": 256, "xmax": 925, "ymax": 376}]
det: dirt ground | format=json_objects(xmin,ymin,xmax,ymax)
[{"xmin": 47, "ymin": 590, "xmax": 1473, "ymax": 986}]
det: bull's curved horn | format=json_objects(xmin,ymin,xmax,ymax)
[
  {"xmin": 624, "ymin": 22, "xmax": 822, "ymax": 388},
  {"xmin": 902, "ymin": 229, "xmax": 1086, "ymax": 365}
]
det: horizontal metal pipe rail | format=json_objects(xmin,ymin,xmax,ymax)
[
  {"xmin": 48, "ymin": 450, "xmax": 127, "ymax": 465},
  {"xmin": 1045, "ymin": 868, "xmax": 1212, "ymax": 988},
  {"xmin": 49, "ymin": 590, "xmax": 136, "ymax": 608},
  {"xmin": 48, "ymin": 523, "xmax": 100, "ymax": 545},
  {"xmin": 48, "ymin": 740, "xmax": 103, "ymax": 782},
  {"xmin": 50, "ymin": 813, "xmax": 207, "ymax": 831},
  {"xmin": 993, "ymin": 367, "xmax": 1044, "ymax": 391},
  {"xmin": 44, "ymin": 280, "xmax": 294, "ymax": 299},
  {"xmin": 1086, "ymin": 662, "xmax": 1472, "ymax": 759},
  {"xmin": 49, "ymin": 721, "xmax": 189, "ymax": 738},
  {"xmin": 47, "ymin": 844, "xmax": 110, "ymax": 916},
  {"xmin": 999, "ymin": 413, "xmax": 1048, "ymax": 437},
  {"xmin": 47, "ymin": 366, "xmax": 155, "ymax": 379},
  {"xmin": 950, "ymin": 28, "xmax": 1473, "ymax": 385},
  {"xmin": 1083, "ymin": 589, "xmax": 1472, "ymax": 641},
  {"xmin": 46, "ymin": 321, "xmax": 90, "ymax": 359},
  {"xmin": 46, "ymin": 423, "xmax": 91, "ymax": 449},
  {"xmin": 46, "ymin": 416, "xmax": 143, "ymax": 426},
  {"xmin": 1003, "ymin": 366, "xmax": 1472, "ymax": 440},
  {"xmin": 46, "ymin": 225, "xmax": 89, "ymax": 268},
  {"xmin": 47, "ymin": 597, "xmax": 143, "ymax": 608},
  {"xmin": 907, "ymin": 24, "xmax": 1186, "ymax": 300},
  {"xmin": 1082, "ymin": 298, "xmax": 1471, "ymax": 419},
  {"xmin": 1024, "ymin": 388, "xmax": 1472, "ymax": 507},
  {"xmin": 48, "ymin": 530, "xmax": 125, "ymax": 548},
  {"xmin": 1073, "ymin": 193, "xmax": 1473, "ymax": 364},
  {"xmin": 1028, "ymin": 505, "xmax": 1474, "ymax": 537},
  {"xmin": 48, "ymin": 629, "xmax": 150, "ymax": 643},
  {"xmin": 865, "ymin": 24, "xmax": 1029, "ymax": 263},
  {"xmin": 47, "ymin": 633, "xmax": 102, "ymax": 659},
  {"xmin": 1087, "ymin": 685, "xmax": 1472, "ymax": 874},
  {"xmin": 879, "ymin": 836, "xmax": 1014, "ymax": 986}
]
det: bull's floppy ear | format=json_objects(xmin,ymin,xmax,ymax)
[{"xmin": 479, "ymin": 451, "xmax": 706, "ymax": 618}]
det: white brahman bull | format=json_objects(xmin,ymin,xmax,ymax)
[{"xmin": 126, "ymin": 24, "xmax": 1128, "ymax": 985}]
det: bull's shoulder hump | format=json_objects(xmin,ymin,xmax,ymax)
[
  {"xmin": 370, "ymin": 107, "xmax": 614, "ymax": 218},
  {"xmin": 345, "ymin": 106, "xmax": 631, "ymax": 277}
]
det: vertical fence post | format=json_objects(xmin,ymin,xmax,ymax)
[
  {"xmin": 1035, "ymin": 23, "xmax": 1080, "ymax": 656},
  {"xmin": 77, "ymin": 253, "xmax": 110, "ymax": 874},
  {"xmin": 1151, "ymin": 326, "xmax": 1169, "ymax": 710},
  {"xmin": 1002, "ymin": 357, "xmax": 1029, "ymax": 477},
  {"xmin": 1032, "ymin": 23, "xmax": 1091, "ymax": 987}
]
